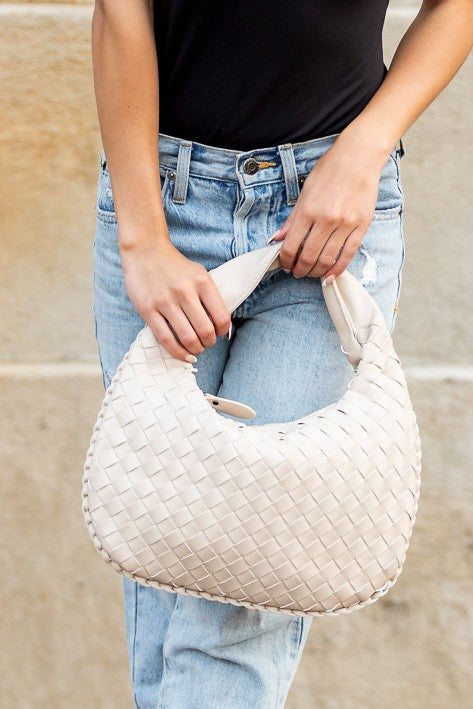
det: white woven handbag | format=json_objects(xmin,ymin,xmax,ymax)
[{"xmin": 82, "ymin": 241, "xmax": 422, "ymax": 617}]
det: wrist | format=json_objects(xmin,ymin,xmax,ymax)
[
  {"xmin": 118, "ymin": 227, "xmax": 173, "ymax": 257},
  {"xmin": 335, "ymin": 117, "xmax": 397, "ymax": 170},
  {"xmin": 117, "ymin": 206, "xmax": 172, "ymax": 251}
]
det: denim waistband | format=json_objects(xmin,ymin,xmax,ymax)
[
  {"xmin": 155, "ymin": 130, "xmax": 403, "ymax": 206},
  {"xmin": 100, "ymin": 132, "xmax": 403, "ymax": 207}
]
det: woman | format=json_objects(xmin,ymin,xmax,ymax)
[{"xmin": 91, "ymin": 1, "xmax": 473, "ymax": 707}]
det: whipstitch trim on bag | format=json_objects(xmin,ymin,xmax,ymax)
[
  {"xmin": 82, "ymin": 244, "xmax": 422, "ymax": 617},
  {"xmin": 81, "ymin": 328, "xmax": 422, "ymax": 617}
]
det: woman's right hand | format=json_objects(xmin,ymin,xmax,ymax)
[
  {"xmin": 92, "ymin": 2, "xmax": 231, "ymax": 362},
  {"xmin": 120, "ymin": 239, "xmax": 232, "ymax": 362}
]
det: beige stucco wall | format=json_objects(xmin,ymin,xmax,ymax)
[{"xmin": 1, "ymin": 2, "xmax": 472, "ymax": 707}]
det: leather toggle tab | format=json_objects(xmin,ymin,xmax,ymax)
[{"xmin": 203, "ymin": 393, "xmax": 256, "ymax": 419}]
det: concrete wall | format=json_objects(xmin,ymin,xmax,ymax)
[{"xmin": 1, "ymin": 2, "xmax": 472, "ymax": 707}]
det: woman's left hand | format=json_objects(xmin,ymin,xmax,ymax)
[{"xmin": 269, "ymin": 132, "xmax": 390, "ymax": 281}]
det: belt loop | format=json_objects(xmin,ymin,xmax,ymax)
[
  {"xmin": 278, "ymin": 144, "xmax": 299, "ymax": 205},
  {"xmin": 172, "ymin": 140, "xmax": 193, "ymax": 204}
]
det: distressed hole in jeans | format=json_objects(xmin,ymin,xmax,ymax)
[{"xmin": 358, "ymin": 246, "xmax": 378, "ymax": 286}]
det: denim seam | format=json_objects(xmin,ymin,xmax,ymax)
[
  {"xmin": 387, "ymin": 151, "xmax": 399, "ymax": 174},
  {"xmin": 371, "ymin": 204, "xmax": 403, "ymax": 221},
  {"xmin": 390, "ymin": 207, "xmax": 406, "ymax": 334},
  {"xmin": 160, "ymin": 164, "xmax": 239, "ymax": 185},
  {"xmin": 232, "ymin": 186, "xmax": 255, "ymax": 265},
  {"xmin": 388, "ymin": 152, "xmax": 404, "ymax": 202},
  {"xmin": 92, "ymin": 268, "xmax": 111, "ymax": 392},
  {"xmin": 131, "ymin": 582, "xmax": 139, "ymax": 708},
  {"xmin": 391, "ymin": 151, "xmax": 401, "ymax": 182},
  {"xmin": 94, "ymin": 323, "xmax": 108, "ymax": 392},
  {"xmin": 163, "ymin": 166, "xmax": 292, "ymax": 187},
  {"xmin": 155, "ymin": 595, "xmax": 180, "ymax": 709},
  {"xmin": 160, "ymin": 170, "xmax": 172, "ymax": 204},
  {"xmin": 276, "ymin": 617, "xmax": 304, "ymax": 708},
  {"xmin": 96, "ymin": 207, "xmax": 117, "ymax": 223}
]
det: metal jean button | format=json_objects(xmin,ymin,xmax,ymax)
[{"xmin": 243, "ymin": 157, "xmax": 260, "ymax": 175}]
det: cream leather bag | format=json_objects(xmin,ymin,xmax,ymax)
[{"xmin": 81, "ymin": 242, "xmax": 422, "ymax": 617}]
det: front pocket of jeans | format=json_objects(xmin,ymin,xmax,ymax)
[
  {"xmin": 96, "ymin": 165, "xmax": 173, "ymax": 222},
  {"xmin": 96, "ymin": 167, "xmax": 117, "ymax": 221},
  {"xmin": 159, "ymin": 165, "xmax": 173, "ymax": 203},
  {"xmin": 372, "ymin": 150, "xmax": 404, "ymax": 215},
  {"xmin": 372, "ymin": 203, "xmax": 403, "ymax": 221}
]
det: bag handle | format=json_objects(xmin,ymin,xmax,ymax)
[{"xmin": 208, "ymin": 242, "xmax": 386, "ymax": 371}]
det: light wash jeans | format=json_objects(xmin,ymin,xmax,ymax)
[{"xmin": 92, "ymin": 130, "xmax": 406, "ymax": 708}]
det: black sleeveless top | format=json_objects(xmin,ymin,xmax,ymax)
[{"xmin": 154, "ymin": 1, "xmax": 390, "ymax": 151}]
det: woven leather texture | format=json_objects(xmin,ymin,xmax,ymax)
[{"xmin": 82, "ymin": 244, "xmax": 422, "ymax": 616}]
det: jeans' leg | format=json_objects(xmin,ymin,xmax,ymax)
[
  {"xmin": 153, "ymin": 286, "xmax": 347, "ymax": 708},
  {"xmin": 155, "ymin": 594, "xmax": 309, "ymax": 709},
  {"xmin": 93, "ymin": 211, "xmax": 233, "ymax": 708}
]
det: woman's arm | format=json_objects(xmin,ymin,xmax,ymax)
[
  {"xmin": 92, "ymin": 0, "xmax": 231, "ymax": 361},
  {"xmin": 272, "ymin": 0, "xmax": 473, "ymax": 281},
  {"xmin": 342, "ymin": 0, "xmax": 473, "ymax": 169},
  {"xmin": 92, "ymin": 0, "xmax": 164, "ymax": 241}
]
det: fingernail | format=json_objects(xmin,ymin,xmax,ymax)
[
  {"xmin": 267, "ymin": 229, "xmax": 282, "ymax": 243},
  {"xmin": 282, "ymin": 268, "xmax": 291, "ymax": 274},
  {"xmin": 322, "ymin": 274, "xmax": 335, "ymax": 286},
  {"xmin": 185, "ymin": 354, "xmax": 197, "ymax": 363}
]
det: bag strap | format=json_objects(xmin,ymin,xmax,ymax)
[{"xmin": 208, "ymin": 242, "xmax": 386, "ymax": 371}]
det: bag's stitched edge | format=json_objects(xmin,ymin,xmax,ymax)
[
  {"xmin": 81, "ymin": 326, "xmax": 422, "ymax": 617},
  {"xmin": 81, "ymin": 248, "xmax": 423, "ymax": 617}
]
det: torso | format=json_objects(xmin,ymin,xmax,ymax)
[{"xmin": 154, "ymin": 1, "xmax": 390, "ymax": 151}]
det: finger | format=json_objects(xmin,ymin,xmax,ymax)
[
  {"xmin": 160, "ymin": 301, "xmax": 212, "ymax": 354},
  {"xmin": 198, "ymin": 279, "xmax": 232, "ymax": 337},
  {"xmin": 315, "ymin": 227, "xmax": 364, "ymax": 280},
  {"xmin": 179, "ymin": 297, "xmax": 221, "ymax": 350},
  {"xmin": 291, "ymin": 221, "xmax": 339, "ymax": 278},
  {"xmin": 278, "ymin": 202, "xmax": 313, "ymax": 271},
  {"xmin": 295, "ymin": 226, "xmax": 350, "ymax": 279},
  {"xmin": 147, "ymin": 309, "xmax": 198, "ymax": 363}
]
